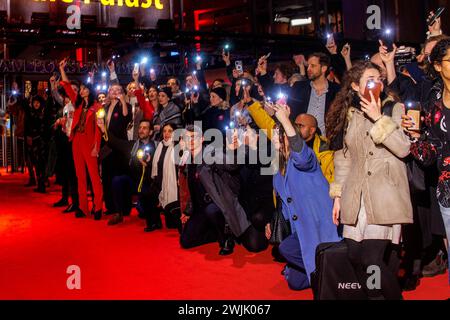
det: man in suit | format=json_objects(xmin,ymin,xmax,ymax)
[{"xmin": 289, "ymin": 52, "xmax": 340, "ymax": 135}]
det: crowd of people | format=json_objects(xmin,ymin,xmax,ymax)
[{"xmin": 3, "ymin": 12, "xmax": 450, "ymax": 299}]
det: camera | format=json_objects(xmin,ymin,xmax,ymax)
[
  {"xmin": 395, "ymin": 46, "xmax": 416, "ymax": 70},
  {"xmin": 235, "ymin": 60, "xmax": 244, "ymax": 76}
]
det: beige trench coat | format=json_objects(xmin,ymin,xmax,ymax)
[{"xmin": 330, "ymin": 101, "xmax": 413, "ymax": 226}]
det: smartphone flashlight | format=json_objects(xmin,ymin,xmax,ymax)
[
  {"xmin": 141, "ymin": 57, "xmax": 148, "ymax": 64},
  {"xmin": 101, "ymin": 72, "xmax": 107, "ymax": 78}
]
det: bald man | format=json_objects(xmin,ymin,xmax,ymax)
[
  {"xmin": 295, "ymin": 113, "xmax": 334, "ymax": 183},
  {"xmin": 294, "ymin": 114, "xmax": 318, "ymax": 145}
]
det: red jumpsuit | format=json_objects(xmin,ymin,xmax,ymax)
[{"xmin": 61, "ymin": 81, "xmax": 103, "ymax": 214}]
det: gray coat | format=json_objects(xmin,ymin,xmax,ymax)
[{"xmin": 197, "ymin": 148, "xmax": 251, "ymax": 237}]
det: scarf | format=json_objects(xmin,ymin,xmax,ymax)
[{"xmin": 151, "ymin": 139, "xmax": 178, "ymax": 208}]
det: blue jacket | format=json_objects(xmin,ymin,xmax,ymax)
[{"xmin": 274, "ymin": 138, "xmax": 341, "ymax": 282}]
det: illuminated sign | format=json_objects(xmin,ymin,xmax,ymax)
[
  {"xmin": 7, "ymin": 0, "xmax": 170, "ymax": 29},
  {"xmin": 33, "ymin": 0, "xmax": 164, "ymax": 10}
]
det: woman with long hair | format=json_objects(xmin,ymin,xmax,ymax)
[
  {"xmin": 266, "ymin": 101, "xmax": 340, "ymax": 291},
  {"xmin": 59, "ymin": 59, "xmax": 103, "ymax": 219},
  {"xmin": 326, "ymin": 61, "xmax": 412, "ymax": 299}
]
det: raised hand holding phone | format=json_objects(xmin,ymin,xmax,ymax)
[
  {"xmin": 360, "ymin": 90, "xmax": 382, "ymax": 122},
  {"xmin": 427, "ymin": 8, "xmax": 444, "ymax": 32},
  {"xmin": 326, "ymin": 33, "xmax": 337, "ymax": 54}
]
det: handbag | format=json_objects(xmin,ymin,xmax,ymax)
[{"xmin": 269, "ymin": 197, "xmax": 291, "ymax": 245}]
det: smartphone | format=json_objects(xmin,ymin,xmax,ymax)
[
  {"xmin": 362, "ymin": 80, "xmax": 382, "ymax": 102},
  {"xmin": 380, "ymin": 28, "xmax": 394, "ymax": 52},
  {"xmin": 326, "ymin": 33, "xmax": 334, "ymax": 46},
  {"xmin": 427, "ymin": 7, "xmax": 445, "ymax": 27},
  {"xmin": 406, "ymin": 101, "xmax": 421, "ymax": 131},
  {"xmin": 235, "ymin": 60, "xmax": 244, "ymax": 75},
  {"xmin": 276, "ymin": 93, "xmax": 287, "ymax": 106},
  {"xmin": 133, "ymin": 63, "xmax": 139, "ymax": 74},
  {"xmin": 224, "ymin": 44, "xmax": 230, "ymax": 55}
]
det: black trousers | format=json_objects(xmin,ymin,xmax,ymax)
[
  {"xmin": 238, "ymin": 196, "xmax": 273, "ymax": 253},
  {"xmin": 112, "ymin": 174, "xmax": 153, "ymax": 218},
  {"xmin": 180, "ymin": 201, "xmax": 269, "ymax": 253},
  {"xmin": 28, "ymin": 137, "xmax": 47, "ymax": 189},
  {"xmin": 111, "ymin": 175, "xmax": 133, "ymax": 216},
  {"xmin": 345, "ymin": 238, "xmax": 402, "ymax": 300},
  {"xmin": 59, "ymin": 138, "xmax": 78, "ymax": 205},
  {"xmin": 180, "ymin": 203, "xmax": 226, "ymax": 249},
  {"xmin": 102, "ymin": 156, "xmax": 115, "ymax": 213},
  {"xmin": 144, "ymin": 184, "xmax": 182, "ymax": 231}
]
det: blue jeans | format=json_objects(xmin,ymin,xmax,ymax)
[{"xmin": 438, "ymin": 203, "xmax": 450, "ymax": 284}]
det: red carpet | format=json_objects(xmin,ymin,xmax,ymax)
[{"xmin": 0, "ymin": 170, "xmax": 448, "ymax": 300}]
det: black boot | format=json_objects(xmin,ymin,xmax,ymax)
[
  {"xmin": 94, "ymin": 210, "xmax": 102, "ymax": 221},
  {"xmin": 75, "ymin": 209, "xmax": 87, "ymax": 218},
  {"xmin": 219, "ymin": 238, "xmax": 235, "ymax": 256},
  {"xmin": 63, "ymin": 203, "xmax": 79, "ymax": 213},
  {"xmin": 144, "ymin": 222, "xmax": 162, "ymax": 232},
  {"xmin": 53, "ymin": 198, "xmax": 69, "ymax": 207}
]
